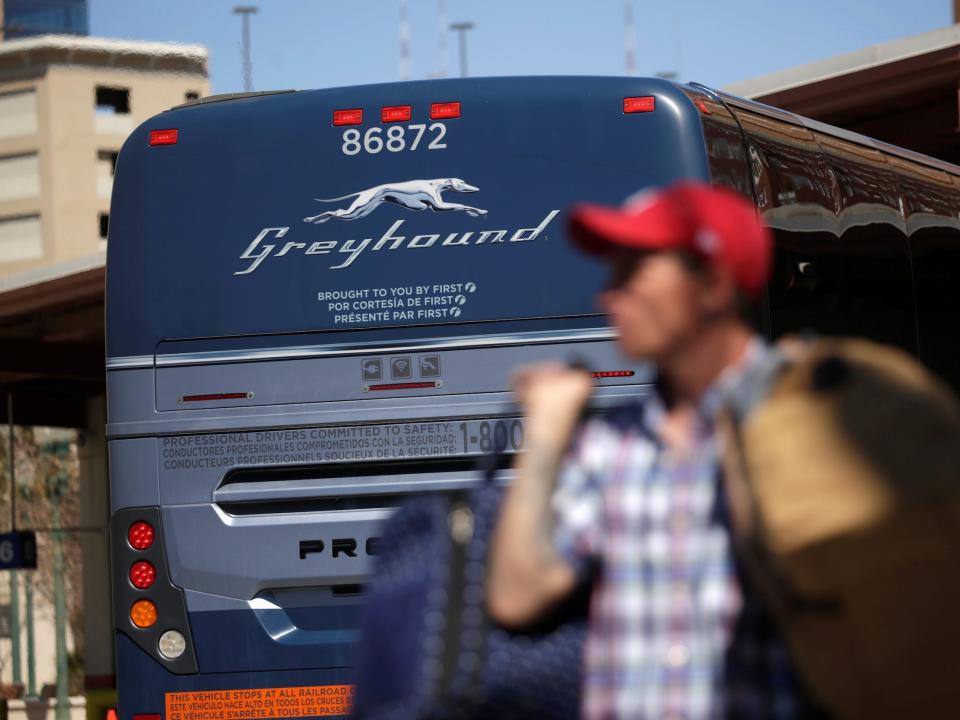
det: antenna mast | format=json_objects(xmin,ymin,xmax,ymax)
[
  {"xmin": 233, "ymin": 6, "xmax": 258, "ymax": 92},
  {"xmin": 399, "ymin": 0, "xmax": 411, "ymax": 80}
]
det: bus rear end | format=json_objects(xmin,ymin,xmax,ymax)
[{"xmin": 105, "ymin": 77, "xmax": 709, "ymax": 719}]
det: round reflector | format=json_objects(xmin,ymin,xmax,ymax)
[
  {"xmin": 158, "ymin": 629, "xmax": 187, "ymax": 660},
  {"xmin": 130, "ymin": 561, "xmax": 156, "ymax": 589},
  {"xmin": 130, "ymin": 600, "xmax": 158, "ymax": 628},
  {"xmin": 128, "ymin": 522, "xmax": 154, "ymax": 551}
]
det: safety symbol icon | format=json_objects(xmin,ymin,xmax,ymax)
[
  {"xmin": 391, "ymin": 357, "xmax": 412, "ymax": 379},
  {"xmin": 419, "ymin": 356, "xmax": 441, "ymax": 378},
  {"xmin": 361, "ymin": 359, "xmax": 382, "ymax": 381}
]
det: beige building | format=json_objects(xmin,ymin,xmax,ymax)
[
  {"xmin": 0, "ymin": 34, "xmax": 208, "ymax": 276},
  {"xmin": 0, "ymin": 35, "xmax": 208, "ymax": 715}
]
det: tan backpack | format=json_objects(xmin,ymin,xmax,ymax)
[{"xmin": 721, "ymin": 337, "xmax": 960, "ymax": 719}]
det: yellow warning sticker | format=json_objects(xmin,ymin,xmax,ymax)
[{"xmin": 164, "ymin": 685, "xmax": 354, "ymax": 719}]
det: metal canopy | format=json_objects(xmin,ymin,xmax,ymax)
[
  {"xmin": 0, "ymin": 253, "xmax": 105, "ymax": 428},
  {"xmin": 725, "ymin": 25, "xmax": 960, "ymax": 165}
]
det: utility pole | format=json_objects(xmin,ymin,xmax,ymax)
[
  {"xmin": 25, "ymin": 576, "xmax": 34, "ymax": 697},
  {"xmin": 449, "ymin": 22, "xmax": 474, "ymax": 78},
  {"xmin": 437, "ymin": 0, "xmax": 448, "ymax": 78},
  {"xmin": 624, "ymin": 0, "xmax": 636, "ymax": 75},
  {"xmin": 233, "ymin": 5, "xmax": 258, "ymax": 92},
  {"xmin": 7, "ymin": 393, "xmax": 20, "ymax": 691},
  {"xmin": 48, "ymin": 443, "xmax": 69, "ymax": 720},
  {"xmin": 53, "ymin": 514, "xmax": 67, "ymax": 720}
]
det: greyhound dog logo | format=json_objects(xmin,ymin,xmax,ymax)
[{"xmin": 303, "ymin": 178, "xmax": 487, "ymax": 224}]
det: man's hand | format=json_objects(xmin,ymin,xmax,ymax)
[
  {"xmin": 487, "ymin": 363, "xmax": 592, "ymax": 628},
  {"xmin": 512, "ymin": 363, "xmax": 594, "ymax": 451}
]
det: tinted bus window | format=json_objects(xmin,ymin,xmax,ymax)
[
  {"xmin": 814, "ymin": 133, "xmax": 916, "ymax": 353},
  {"xmin": 689, "ymin": 92, "xmax": 753, "ymax": 199},
  {"xmin": 734, "ymin": 112, "xmax": 841, "ymax": 338},
  {"xmin": 738, "ymin": 110, "xmax": 917, "ymax": 351},
  {"xmin": 894, "ymin": 156, "xmax": 960, "ymax": 389}
]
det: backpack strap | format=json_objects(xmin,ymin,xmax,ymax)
[{"xmin": 717, "ymin": 337, "xmax": 843, "ymax": 616}]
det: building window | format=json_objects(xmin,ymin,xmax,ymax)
[
  {"xmin": 0, "ymin": 215, "xmax": 42, "ymax": 262},
  {"xmin": 95, "ymin": 88, "xmax": 132, "ymax": 135},
  {"xmin": 97, "ymin": 150, "xmax": 118, "ymax": 175},
  {"xmin": 185, "ymin": 91, "xmax": 200, "ymax": 102},
  {"xmin": 99, "ymin": 213, "xmax": 109, "ymax": 240},
  {"xmin": 95, "ymin": 86, "xmax": 129, "ymax": 115},
  {"xmin": 0, "ymin": 90, "xmax": 38, "ymax": 139},
  {"xmin": 0, "ymin": 154, "xmax": 40, "ymax": 201},
  {"xmin": 96, "ymin": 150, "xmax": 118, "ymax": 198}
]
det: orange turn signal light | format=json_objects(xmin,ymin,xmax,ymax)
[{"xmin": 130, "ymin": 599, "xmax": 158, "ymax": 628}]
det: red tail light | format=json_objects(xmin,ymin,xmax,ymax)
[
  {"xmin": 381, "ymin": 105, "xmax": 412, "ymax": 123},
  {"xmin": 128, "ymin": 522, "xmax": 154, "ymax": 551},
  {"xmin": 333, "ymin": 108, "xmax": 363, "ymax": 126},
  {"xmin": 591, "ymin": 371, "xmax": 636, "ymax": 379},
  {"xmin": 130, "ymin": 561, "xmax": 157, "ymax": 589},
  {"xmin": 149, "ymin": 129, "xmax": 178, "ymax": 146},
  {"xmin": 623, "ymin": 96, "xmax": 656, "ymax": 114},
  {"xmin": 430, "ymin": 101, "xmax": 461, "ymax": 119}
]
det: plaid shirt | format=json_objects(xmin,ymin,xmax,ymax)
[{"xmin": 553, "ymin": 341, "xmax": 810, "ymax": 719}]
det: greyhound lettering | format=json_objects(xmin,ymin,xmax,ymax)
[{"xmin": 233, "ymin": 210, "xmax": 560, "ymax": 275}]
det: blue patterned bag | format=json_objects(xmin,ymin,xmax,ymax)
[{"xmin": 351, "ymin": 455, "xmax": 588, "ymax": 720}]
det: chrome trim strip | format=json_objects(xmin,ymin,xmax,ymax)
[
  {"xmin": 106, "ymin": 355, "xmax": 154, "ymax": 370},
  {"xmin": 106, "ymin": 327, "xmax": 617, "ymax": 370}
]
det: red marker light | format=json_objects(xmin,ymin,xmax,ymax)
[
  {"xmin": 130, "ymin": 561, "xmax": 157, "ymax": 590},
  {"xmin": 333, "ymin": 109, "xmax": 363, "ymax": 126},
  {"xmin": 179, "ymin": 392, "xmax": 253, "ymax": 403},
  {"xmin": 149, "ymin": 129, "xmax": 178, "ymax": 146},
  {"xmin": 623, "ymin": 96, "xmax": 656, "ymax": 114},
  {"xmin": 128, "ymin": 522, "xmax": 154, "ymax": 551},
  {"xmin": 591, "ymin": 371, "xmax": 636, "ymax": 379},
  {"xmin": 367, "ymin": 382, "xmax": 438, "ymax": 392},
  {"xmin": 695, "ymin": 98, "xmax": 712, "ymax": 115},
  {"xmin": 381, "ymin": 105, "xmax": 412, "ymax": 123},
  {"xmin": 430, "ymin": 102, "xmax": 461, "ymax": 119}
]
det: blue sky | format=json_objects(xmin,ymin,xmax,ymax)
[{"xmin": 91, "ymin": 1, "xmax": 951, "ymax": 94}]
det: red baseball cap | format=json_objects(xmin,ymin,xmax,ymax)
[{"xmin": 568, "ymin": 181, "xmax": 772, "ymax": 298}]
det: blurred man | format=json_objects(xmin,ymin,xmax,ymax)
[{"xmin": 488, "ymin": 183, "xmax": 814, "ymax": 719}]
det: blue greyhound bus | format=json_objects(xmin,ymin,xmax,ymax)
[{"xmin": 106, "ymin": 77, "xmax": 960, "ymax": 719}]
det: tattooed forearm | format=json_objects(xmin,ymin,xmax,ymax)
[
  {"xmin": 487, "ymin": 439, "xmax": 577, "ymax": 626},
  {"xmin": 515, "ymin": 441, "xmax": 567, "ymax": 567}
]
